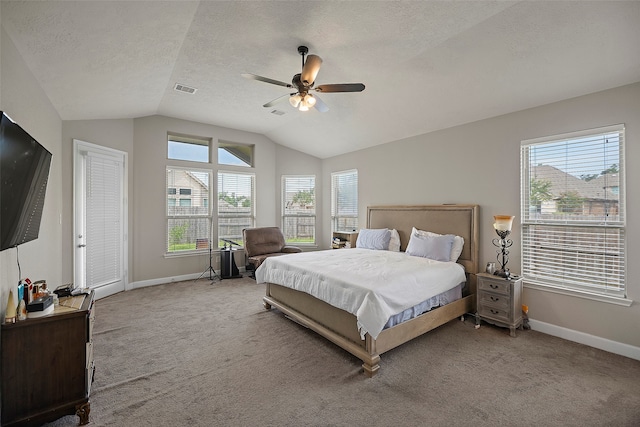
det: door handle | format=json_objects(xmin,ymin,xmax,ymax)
[{"xmin": 78, "ymin": 244, "xmax": 87, "ymax": 248}]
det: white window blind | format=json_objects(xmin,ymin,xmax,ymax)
[
  {"xmin": 520, "ymin": 124, "xmax": 626, "ymax": 299},
  {"xmin": 218, "ymin": 171, "xmax": 255, "ymax": 247},
  {"xmin": 86, "ymin": 153, "xmax": 122, "ymax": 287},
  {"xmin": 331, "ymin": 170, "xmax": 358, "ymax": 232},
  {"xmin": 282, "ymin": 175, "xmax": 315, "ymax": 244},
  {"xmin": 166, "ymin": 167, "xmax": 211, "ymax": 253}
]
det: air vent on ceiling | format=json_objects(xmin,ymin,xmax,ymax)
[
  {"xmin": 270, "ymin": 110, "xmax": 285, "ymax": 116},
  {"xmin": 174, "ymin": 83, "xmax": 197, "ymax": 94}
]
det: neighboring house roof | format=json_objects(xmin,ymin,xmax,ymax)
[
  {"xmin": 590, "ymin": 173, "xmax": 619, "ymax": 190},
  {"xmin": 185, "ymin": 171, "xmax": 209, "ymax": 190},
  {"xmin": 531, "ymin": 165, "xmax": 618, "ymax": 201}
]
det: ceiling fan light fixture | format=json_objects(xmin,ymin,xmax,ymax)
[
  {"xmin": 244, "ymin": 46, "xmax": 365, "ymax": 112},
  {"xmin": 305, "ymin": 94, "xmax": 316, "ymax": 107},
  {"xmin": 289, "ymin": 94, "xmax": 302, "ymax": 108}
]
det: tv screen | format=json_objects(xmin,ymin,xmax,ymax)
[{"xmin": 0, "ymin": 111, "xmax": 52, "ymax": 251}]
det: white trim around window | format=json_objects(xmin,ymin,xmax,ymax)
[{"xmin": 520, "ymin": 124, "xmax": 629, "ymax": 305}]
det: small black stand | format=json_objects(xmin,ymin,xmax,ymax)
[
  {"xmin": 221, "ymin": 240, "xmax": 243, "ymax": 279},
  {"xmin": 196, "ymin": 242, "xmax": 220, "ymax": 283}
]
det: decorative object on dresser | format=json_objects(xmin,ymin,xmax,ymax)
[
  {"xmin": 1, "ymin": 290, "xmax": 95, "ymax": 426},
  {"xmin": 476, "ymin": 273, "xmax": 523, "ymax": 337},
  {"xmin": 331, "ymin": 231, "xmax": 358, "ymax": 249},
  {"xmin": 492, "ymin": 215, "xmax": 515, "ymax": 279},
  {"xmin": 260, "ymin": 204, "xmax": 479, "ymax": 377}
]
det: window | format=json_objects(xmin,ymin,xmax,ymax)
[
  {"xmin": 166, "ymin": 167, "xmax": 211, "ymax": 253},
  {"xmin": 218, "ymin": 171, "xmax": 255, "ymax": 247},
  {"xmin": 331, "ymin": 170, "xmax": 358, "ymax": 232},
  {"xmin": 282, "ymin": 175, "xmax": 316, "ymax": 245},
  {"xmin": 521, "ymin": 124, "xmax": 626, "ymax": 302},
  {"xmin": 168, "ymin": 134, "xmax": 210, "ymax": 163},
  {"xmin": 218, "ymin": 140, "xmax": 254, "ymax": 167}
]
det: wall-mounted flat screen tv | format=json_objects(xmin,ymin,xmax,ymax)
[{"xmin": 0, "ymin": 111, "xmax": 52, "ymax": 252}]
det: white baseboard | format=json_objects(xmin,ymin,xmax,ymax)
[
  {"xmin": 529, "ymin": 319, "xmax": 640, "ymax": 361},
  {"xmin": 128, "ymin": 267, "xmax": 246, "ymax": 291}
]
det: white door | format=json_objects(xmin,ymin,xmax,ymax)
[{"xmin": 74, "ymin": 140, "xmax": 127, "ymax": 300}]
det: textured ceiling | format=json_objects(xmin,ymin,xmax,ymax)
[{"xmin": 3, "ymin": 1, "xmax": 639, "ymax": 159}]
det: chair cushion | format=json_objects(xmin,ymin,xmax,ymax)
[{"xmin": 247, "ymin": 253, "xmax": 289, "ymax": 269}]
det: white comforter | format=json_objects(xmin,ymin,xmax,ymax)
[{"xmin": 256, "ymin": 248, "xmax": 466, "ymax": 340}]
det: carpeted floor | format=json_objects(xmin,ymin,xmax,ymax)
[{"xmin": 46, "ymin": 276, "xmax": 640, "ymax": 426}]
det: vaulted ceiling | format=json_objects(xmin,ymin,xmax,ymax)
[{"xmin": 3, "ymin": 1, "xmax": 639, "ymax": 159}]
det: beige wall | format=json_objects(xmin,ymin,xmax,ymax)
[
  {"xmin": 322, "ymin": 82, "xmax": 640, "ymax": 349},
  {"xmin": 1, "ymin": 28, "xmax": 63, "ymax": 316}
]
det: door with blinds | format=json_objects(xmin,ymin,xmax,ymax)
[{"xmin": 74, "ymin": 140, "xmax": 127, "ymax": 300}]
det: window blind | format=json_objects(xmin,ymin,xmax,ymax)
[
  {"xmin": 86, "ymin": 153, "xmax": 122, "ymax": 287},
  {"xmin": 520, "ymin": 124, "xmax": 625, "ymax": 297},
  {"xmin": 331, "ymin": 170, "xmax": 358, "ymax": 232},
  {"xmin": 217, "ymin": 171, "xmax": 255, "ymax": 246},
  {"xmin": 282, "ymin": 175, "xmax": 316, "ymax": 244}
]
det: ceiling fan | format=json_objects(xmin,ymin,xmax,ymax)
[{"xmin": 242, "ymin": 46, "xmax": 365, "ymax": 112}]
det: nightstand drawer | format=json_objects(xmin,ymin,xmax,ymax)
[
  {"xmin": 478, "ymin": 278, "xmax": 511, "ymax": 296},
  {"xmin": 479, "ymin": 292, "xmax": 510, "ymax": 310},
  {"xmin": 478, "ymin": 305, "xmax": 510, "ymax": 323}
]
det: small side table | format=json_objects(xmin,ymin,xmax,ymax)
[
  {"xmin": 476, "ymin": 272, "xmax": 523, "ymax": 337},
  {"xmin": 331, "ymin": 231, "xmax": 358, "ymax": 249}
]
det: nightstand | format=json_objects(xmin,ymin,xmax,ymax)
[
  {"xmin": 331, "ymin": 231, "xmax": 358, "ymax": 249},
  {"xmin": 476, "ymin": 273, "xmax": 523, "ymax": 337}
]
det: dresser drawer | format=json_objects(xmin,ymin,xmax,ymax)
[
  {"xmin": 478, "ymin": 305, "xmax": 510, "ymax": 323},
  {"xmin": 478, "ymin": 278, "xmax": 511, "ymax": 296},
  {"xmin": 479, "ymin": 292, "xmax": 510, "ymax": 310}
]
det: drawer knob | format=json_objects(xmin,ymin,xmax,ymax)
[
  {"xmin": 490, "ymin": 309, "xmax": 500, "ymax": 314},
  {"xmin": 490, "ymin": 296, "xmax": 500, "ymax": 302},
  {"xmin": 490, "ymin": 284, "xmax": 499, "ymax": 289}
]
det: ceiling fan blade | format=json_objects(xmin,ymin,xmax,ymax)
[
  {"xmin": 242, "ymin": 73, "xmax": 293, "ymax": 88},
  {"xmin": 313, "ymin": 94, "xmax": 329, "ymax": 113},
  {"xmin": 301, "ymin": 54, "xmax": 322, "ymax": 86},
  {"xmin": 315, "ymin": 83, "xmax": 365, "ymax": 93},
  {"xmin": 263, "ymin": 93, "xmax": 292, "ymax": 108}
]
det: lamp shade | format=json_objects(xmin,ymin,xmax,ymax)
[
  {"xmin": 305, "ymin": 94, "xmax": 316, "ymax": 106},
  {"xmin": 493, "ymin": 215, "xmax": 515, "ymax": 232},
  {"xmin": 289, "ymin": 94, "xmax": 302, "ymax": 108}
]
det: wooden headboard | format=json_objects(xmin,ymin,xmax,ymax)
[{"xmin": 367, "ymin": 204, "xmax": 479, "ymax": 274}]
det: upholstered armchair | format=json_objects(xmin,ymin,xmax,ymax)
[{"xmin": 242, "ymin": 227, "xmax": 302, "ymax": 278}]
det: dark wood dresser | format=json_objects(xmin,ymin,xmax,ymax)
[{"xmin": 1, "ymin": 290, "xmax": 95, "ymax": 426}]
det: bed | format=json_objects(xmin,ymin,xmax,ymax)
[{"xmin": 259, "ymin": 204, "xmax": 479, "ymax": 377}]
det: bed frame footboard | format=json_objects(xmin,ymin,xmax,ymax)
[
  {"xmin": 263, "ymin": 292, "xmax": 382, "ymax": 377},
  {"xmin": 264, "ymin": 282, "xmax": 475, "ymax": 377}
]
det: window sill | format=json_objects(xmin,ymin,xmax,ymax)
[
  {"xmin": 524, "ymin": 281, "xmax": 633, "ymax": 307},
  {"xmin": 291, "ymin": 244, "xmax": 318, "ymax": 250},
  {"xmin": 164, "ymin": 250, "xmax": 209, "ymax": 259}
]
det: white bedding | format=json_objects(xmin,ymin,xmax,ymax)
[{"xmin": 256, "ymin": 248, "xmax": 466, "ymax": 339}]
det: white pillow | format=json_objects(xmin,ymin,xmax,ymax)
[
  {"xmin": 356, "ymin": 228, "xmax": 391, "ymax": 250},
  {"xmin": 411, "ymin": 227, "xmax": 464, "ymax": 262},
  {"xmin": 388, "ymin": 229, "xmax": 401, "ymax": 252},
  {"xmin": 406, "ymin": 231, "xmax": 455, "ymax": 262}
]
